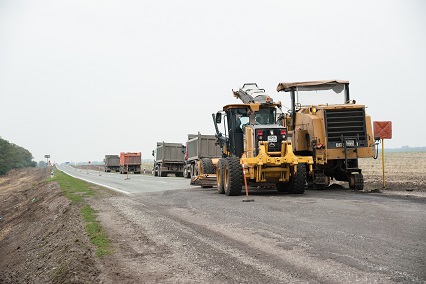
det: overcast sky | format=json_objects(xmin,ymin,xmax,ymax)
[{"xmin": 1, "ymin": 0, "xmax": 425, "ymax": 163}]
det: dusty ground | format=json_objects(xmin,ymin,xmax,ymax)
[
  {"xmin": 0, "ymin": 168, "xmax": 102, "ymax": 283},
  {"xmin": 1, "ymin": 152, "xmax": 425, "ymax": 283}
]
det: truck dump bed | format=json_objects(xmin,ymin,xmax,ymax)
[
  {"xmin": 120, "ymin": 152, "xmax": 142, "ymax": 166},
  {"xmin": 156, "ymin": 142, "xmax": 185, "ymax": 163},
  {"xmin": 104, "ymin": 155, "xmax": 120, "ymax": 167},
  {"xmin": 186, "ymin": 133, "xmax": 221, "ymax": 161}
]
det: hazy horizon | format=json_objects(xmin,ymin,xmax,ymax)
[{"xmin": 1, "ymin": 1, "xmax": 425, "ymax": 163}]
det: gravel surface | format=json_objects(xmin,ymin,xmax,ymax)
[{"xmin": 90, "ymin": 186, "xmax": 426, "ymax": 283}]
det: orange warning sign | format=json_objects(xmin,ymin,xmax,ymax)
[{"xmin": 373, "ymin": 121, "xmax": 392, "ymax": 139}]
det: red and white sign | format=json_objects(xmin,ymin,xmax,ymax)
[{"xmin": 373, "ymin": 121, "xmax": 392, "ymax": 139}]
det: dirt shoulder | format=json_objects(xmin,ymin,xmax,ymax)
[{"xmin": 0, "ymin": 168, "xmax": 101, "ymax": 284}]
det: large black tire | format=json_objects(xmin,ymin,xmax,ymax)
[
  {"xmin": 223, "ymin": 156, "xmax": 243, "ymax": 196},
  {"xmin": 176, "ymin": 172, "xmax": 184, "ymax": 177},
  {"xmin": 216, "ymin": 159, "xmax": 225, "ymax": 194},
  {"xmin": 276, "ymin": 182, "xmax": 289, "ymax": 193},
  {"xmin": 201, "ymin": 158, "xmax": 214, "ymax": 174},
  {"xmin": 288, "ymin": 164, "xmax": 307, "ymax": 194},
  {"xmin": 349, "ymin": 173, "xmax": 364, "ymax": 190}
]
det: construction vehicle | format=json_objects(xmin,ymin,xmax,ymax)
[
  {"xmin": 276, "ymin": 80, "xmax": 377, "ymax": 190},
  {"xmin": 152, "ymin": 142, "xmax": 186, "ymax": 177},
  {"xmin": 184, "ymin": 133, "xmax": 222, "ymax": 187},
  {"xmin": 119, "ymin": 152, "xmax": 142, "ymax": 174},
  {"xmin": 206, "ymin": 83, "xmax": 313, "ymax": 196},
  {"xmin": 104, "ymin": 155, "xmax": 120, "ymax": 172}
]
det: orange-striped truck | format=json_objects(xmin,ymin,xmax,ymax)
[{"xmin": 119, "ymin": 152, "xmax": 142, "ymax": 174}]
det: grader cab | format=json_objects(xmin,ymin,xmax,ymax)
[
  {"xmin": 276, "ymin": 80, "xmax": 377, "ymax": 190},
  {"xmin": 211, "ymin": 83, "xmax": 313, "ymax": 196}
]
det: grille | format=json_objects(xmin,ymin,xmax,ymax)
[
  {"xmin": 324, "ymin": 108, "xmax": 367, "ymax": 149},
  {"xmin": 256, "ymin": 128, "xmax": 285, "ymax": 153}
]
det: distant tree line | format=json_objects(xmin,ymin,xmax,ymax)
[{"xmin": 0, "ymin": 137, "xmax": 36, "ymax": 175}]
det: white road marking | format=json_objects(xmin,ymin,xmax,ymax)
[{"xmin": 57, "ymin": 167, "xmax": 131, "ymax": 195}]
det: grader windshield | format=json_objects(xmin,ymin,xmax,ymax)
[{"xmin": 237, "ymin": 107, "xmax": 277, "ymax": 127}]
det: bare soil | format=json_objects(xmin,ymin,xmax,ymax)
[
  {"xmin": 359, "ymin": 152, "xmax": 426, "ymax": 197},
  {"xmin": 1, "ymin": 153, "xmax": 425, "ymax": 283},
  {"xmin": 0, "ymin": 168, "xmax": 101, "ymax": 283}
]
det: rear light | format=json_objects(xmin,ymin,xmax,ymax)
[
  {"xmin": 280, "ymin": 129, "xmax": 286, "ymax": 139},
  {"xmin": 257, "ymin": 130, "xmax": 263, "ymax": 140}
]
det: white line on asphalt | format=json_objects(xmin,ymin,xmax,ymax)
[{"xmin": 57, "ymin": 167, "xmax": 131, "ymax": 195}]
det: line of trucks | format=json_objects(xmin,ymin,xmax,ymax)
[
  {"xmin": 104, "ymin": 152, "xmax": 142, "ymax": 174},
  {"xmin": 105, "ymin": 80, "xmax": 380, "ymax": 196},
  {"xmin": 103, "ymin": 135, "xmax": 221, "ymax": 178}
]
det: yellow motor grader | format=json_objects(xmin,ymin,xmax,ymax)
[
  {"xmin": 202, "ymin": 83, "xmax": 313, "ymax": 196},
  {"xmin": 276, "ymin": 80, "xmax": 378, "ymax": 190}
]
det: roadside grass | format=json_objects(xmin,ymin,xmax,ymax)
[
  {"xmin": 49, "ymin": 170, "xmax": 112, "ymax": 256},
  {"xmin": 81, "ymin": 205, "xmax": 111, "ymax": 256},
  {"xmin": 49, "ymin": 170, "xmax": 95, "ymax": 203}
]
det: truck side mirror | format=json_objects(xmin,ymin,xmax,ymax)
[
  {"xmin": 215, "ymin": 112, "xmax": 222, "ymax": 124},
  {"xmin": 182, "ymin": 145, "xmax": 186, "ymax": 153},
  {"xmin": 152, "ymin": 150, "xmax": 154, "ymax": 157}
]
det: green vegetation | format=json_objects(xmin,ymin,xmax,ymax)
[
  {"xmin": 49, "ymin": 170, "xmax": 111, "ymax": 256},
  {"xmin": 50, "ymin": 170, "xmax": 95, "ymax": 203},
  {"xmin": 0, "ymin": 137, "xmax": 36, "ymax": 175},
  {"xmin": 81, "ymin": 205, "xmax": 111, "ymax": 256}
]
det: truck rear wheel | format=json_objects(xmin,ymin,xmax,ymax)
[
  {"xmin": 224, "ymin": 156, "xmax": 243, "ymax": 196},
  {"xmin": 190, "ymin": 163, "xmax": 199, "ymax": 178},
  {"xmin": 288, "ymin": 164, "xmax": 307, "ymax": 194},
  {"xmin": 217, "ymin": 159, "xmax": 225, "ymax": 194},
  {"xmin": 184, "ymin": 166, "xmax": 190, "ymax": 178}
]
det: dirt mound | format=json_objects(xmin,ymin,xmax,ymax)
[{"xmin": 0, "ymin": 168, "xmax": 100, "ymax": 284}]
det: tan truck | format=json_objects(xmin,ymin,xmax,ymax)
[{"xmin": 153, "ymin": 142, "xmax": 186, "ymax": 177}]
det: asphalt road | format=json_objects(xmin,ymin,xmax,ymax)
[
  {"xmin": 58, "ymin": 164, "xmax": 426, "ymax": 283},
  {"xmin": 57, "ymin": 164, "xmax": 191, "ymax": 194}
]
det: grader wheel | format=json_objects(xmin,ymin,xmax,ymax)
[
  {"xmin": 201, "ymin": 158, "xmax": 214, "ymax": 174},
  {"xmin": 287, "ymin": 164, "xmax": 307, "ymax": 194},
  {"xmin": 276, "ymin": 182, "xmax": 289, "ymax": 193},
  {"xmin": 223, "ymin": 156, "xmax": 243, "ymax": 196},
  {"xmin": 216, "ymin": 159, "xmax": 225, "ymax": 194}
]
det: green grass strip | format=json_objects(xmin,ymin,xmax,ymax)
[
  {"xmin": 49, "ymin": 169, "xmax": 112, "ymax": 256},
  {"xmin": 81, "ymin": 205, "xmax": 112, "ymax": 256},
  {"xmin": 49, "ymin": 170, "xmax": 95, "ymax": 203}
]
